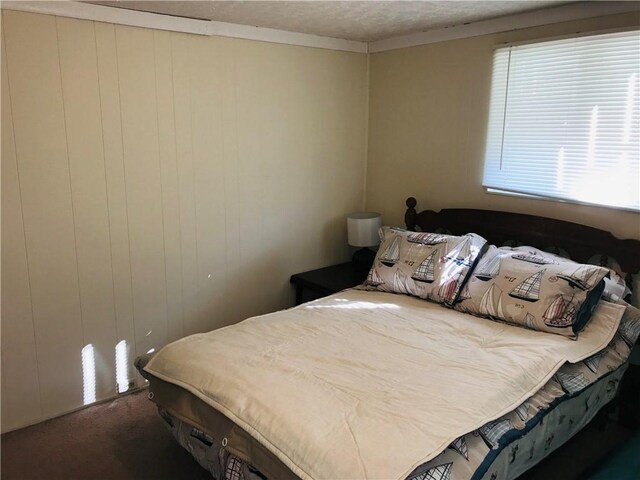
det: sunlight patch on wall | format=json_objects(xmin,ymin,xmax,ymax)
[
  {"xmin": 82, "ymin": 344, "xmax": 96, "ymax": 405},
  {"xmin": 115, "ymin": 340, "xmax": 130, "ymax": 394}
]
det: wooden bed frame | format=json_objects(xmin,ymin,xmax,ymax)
[{"xmin": 404, "ymin": 197, "xmax": 640, "ymax": 283}]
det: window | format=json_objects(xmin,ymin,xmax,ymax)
[{"xmin": 483, "ymin": 29, "xmax": 640, "ymax": 211}]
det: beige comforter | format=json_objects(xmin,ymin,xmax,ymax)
[{"xmin": 145, "ymin": 290, "xmax": 624, "ymax": 480}]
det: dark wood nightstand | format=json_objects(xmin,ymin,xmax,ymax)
[{"xmin": 290, "ymin": 262, "xmax": 369, "ymax": 305}]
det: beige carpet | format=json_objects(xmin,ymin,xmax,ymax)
[{"xmin": 1, "ymin": 390, "xmax": 210, "ymax": 480}]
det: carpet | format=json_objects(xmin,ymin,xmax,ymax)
[
  {"xmin": 1, "ymin": 390, "xmax": 209, "ymax": 480},
  {"xmin": 587, "ymin": 432, "xmax": 640, "ymax": 480}
]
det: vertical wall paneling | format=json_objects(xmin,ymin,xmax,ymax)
[
  {"xmin": 301, "ymin": 50, "xmax": 337, "ymax": 267},
  {"xmin": 3, "ymin": 11, "xmax": 85, "ymax": 418},
  {"xmin": 281, "ymin": 47, "xmax": 317, "ymax": 287},
  {"xmin": 1, "ymin": 375, "xmax": 7, "ymax": 429},
  {"xmin": 94, "ymin": 22, "xmax": 138, "ymax": 387},
  {"xmin": 56, "ymin": 16, "xmax": 118, "ymax": 401},
  {"xmin": 153, "ymin": 30, "xmax": 184, "ymax": 343},
  {"xmin": 170, "ymin": 33, "xmax": 200, "ymax": 336},
  {"xmin": 1, "ymin": 11, "xmax": 367, "ymax": 431},
  {"xmin": 233, "ymin": 42, "xmax": 284, "ymax": 318},
  {"xmin": 115, "ymin": 25, "xmax": 169, "ymax": 357},
  {"xmin": 261, "ymin": 46, "xmax": 297, "ymax": 311},
  {"xmin": 190, "ymin": 36, "xmax": 228, "ymax": 333},
  {"xmin": 330, "ymin": 53, "xmax": 367, "ymax": 258},
  {"xmin": 219, "ymin": 38, "xmax": 242, "ymax": 327},
  {"xmin": 1, "ymin": 23, "xmax": 42, "ymax": 430}
]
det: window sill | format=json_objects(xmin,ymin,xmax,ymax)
[{"xmin": 484, "ymin": 188, "xmax": 640, "ymax": 214}]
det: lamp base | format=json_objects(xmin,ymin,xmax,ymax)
[{"xmin": 352, "ymin": 247, "xmax": 376, "ymax": 272}]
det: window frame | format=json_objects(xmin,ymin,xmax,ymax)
[{"xmin": 482, "ymin": 26, "xmax": 640, "ymax": 213}]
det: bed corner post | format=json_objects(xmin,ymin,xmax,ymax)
[{"xmin": 405, "ymin": 197, "xmax": 417, "ymax": 231}]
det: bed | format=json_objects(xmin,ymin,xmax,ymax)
[{"xmin": 136, "ymin": 197, "xmax": 640, "ymax": 480}]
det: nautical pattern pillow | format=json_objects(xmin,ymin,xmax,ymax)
[
  {"xmin": 602, "ymin": 270, "xmax": 632, "ymax": 302},
  {"xmin": 361, "ymin": 227, "xmax": 486, "ymax": 305},
  {"xmin": 455, "ymin": 245, "xmax": 609, "ymax": 338}
]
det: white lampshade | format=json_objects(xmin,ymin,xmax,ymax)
[{"xmin": 347, "ymin": 212, "xmax": 382, "ymax": 247}]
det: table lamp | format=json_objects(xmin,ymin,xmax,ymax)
[{"xmin": 347, "ymin": 212, "xmax": 382, "ymax": 270}]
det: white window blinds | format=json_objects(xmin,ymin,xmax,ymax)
[{"xmin": 483, "ymin": 30, "xmax": 640, "ymax": 211}]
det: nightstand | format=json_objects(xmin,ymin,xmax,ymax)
[{"xmin": 290, "ymin": 262, "xmax": 369, "ymax": 305}]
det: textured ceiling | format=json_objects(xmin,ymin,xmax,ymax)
[{"xmin": 88, "ymin": 1, "xmax": 576, "ymax": 42}]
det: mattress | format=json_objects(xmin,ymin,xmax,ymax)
[
  {"xmin": 142, "ymin": 290, "xmax": 622, "ymax": 480},
  {"xmin": 137, "ymin": 290, "xmax": 638, "ymax": 480},
  {"xmin": 145, "ymin": 363, "xmax": 628, "ymax": 480}
]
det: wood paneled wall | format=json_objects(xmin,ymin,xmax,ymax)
[{"xmin": 1, "ymin": 10, "xmax": 368, "ymax": 432}]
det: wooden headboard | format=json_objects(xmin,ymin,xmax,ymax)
[{"xmin": 404, "ymin": 197, "xmax": 640, "ymax": 280}]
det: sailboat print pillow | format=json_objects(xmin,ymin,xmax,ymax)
[
  {"xmin": 361, "ymin": 227, "xmax": 486, "ymax": 305},
  {"xmin": 454, "ymin": 245, "xmax": 609, "ymax": 338}
]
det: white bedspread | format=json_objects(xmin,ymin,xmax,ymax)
[{"xmin": 145, "ymin": 290, "xmax": 624, "ymax": 480}]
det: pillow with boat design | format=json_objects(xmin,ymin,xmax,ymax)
[
  {"xmin": 454, "ymin": 245, "xmax": 609, "ymax": 339},
  {"xmin": 360, "ymin": 227, "xmax": 486, "ymax": 305}
]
